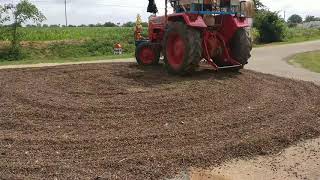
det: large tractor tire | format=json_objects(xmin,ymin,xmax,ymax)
[
  {"xmin": 230, "ymin": 28, "xmax": 252, "ymax": 66},
  {"xmin": 163, "ymin": 22, "xmax": 202, "ymax": 75},
  {"xmin": 135, "ymin": 42, "xmax": 160, "ymax": 66}
]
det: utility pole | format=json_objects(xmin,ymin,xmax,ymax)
[
  {"xmin": 64, "ymin": 0, "xmax": 68, "ymax": 26},
  {"xmin": 284, "ymin": 11, "xmax": 286, "ymax": 21}
]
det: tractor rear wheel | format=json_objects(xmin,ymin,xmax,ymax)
[
  {"xmin": 230, "ymin": 28, "xmax": 252, "ymax": 66},
  {"xmin": 163, "ymin": 22, "xmax": 202, "ymax": 75},
  {"xmin": 135, "ymin": 42, "xmax": 160, "ymax": 66}
]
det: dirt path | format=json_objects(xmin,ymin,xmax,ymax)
[
  {"xmin": 1, "ymin": 63, "xmax": 319, "ymax": 180},
  {"xmin": 0, "ymin": 59, "xmax": 135, "ymax": 70},
  {"xmin": 180, "ymin": 138, "xmax": 320, "ymax": 180}
]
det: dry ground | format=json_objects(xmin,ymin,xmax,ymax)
[{"xmin": 0, "ymin": 63, "xmax": 320, "ymax": 179}]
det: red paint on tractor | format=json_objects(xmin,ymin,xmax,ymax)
[
  {"xmin": 216, "ymin": 15, "xmax": 249, "ymax": 43},
  {"xmin": 166, "ymin": 32, "xmax": 186, "ymax": 70},
  {"xmin": 148, "ymin": 16, "xmax": 166, "ymax": 42},
  {"xmin": 168, "ymin": 13, "xmax": 207, "ymax": 28},
  {"xmin": 139, "ymin": 46, "xmax": 156, "ymax": 65}
]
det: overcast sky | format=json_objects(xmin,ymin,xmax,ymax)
[{"xmin": 1, "ymin": 0, "xmax": 320, "ymax": 25}]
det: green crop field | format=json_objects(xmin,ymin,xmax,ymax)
[
  {"xmin": 0, "ymin": 27, "xmax": 136, "ymax": 41},
  {"xmin": 286, "ymin": 27, "xmax": 320, "ymax": 43},
  {"xmin": 0, "ymin": 27, "xmax": 145, "ymax": 64}
]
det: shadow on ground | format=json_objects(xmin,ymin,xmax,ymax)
[{"xmin": 116, "ymin": 63, "xmax": 242, "ymax": 87}]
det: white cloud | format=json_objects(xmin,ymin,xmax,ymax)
[
  {"xmin": 1, "ymin": 0, "xmax": 319, "ymax": 25},
  {"xmin": 261, "ymin": 0, "xmax": 320, "ymax": 20}
]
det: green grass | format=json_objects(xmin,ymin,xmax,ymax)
[{"xmin": 290, "ymin": 51, "xmax": 320, "ymax": 73}]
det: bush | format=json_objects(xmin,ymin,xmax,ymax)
[
  {"xmin": 251, "ymin": 28, "xmax": 260, "ymax": 44},
  {"xmin": 288, "ymin": 23, "xmax": 298, "ymax": 28},
  {"xmin": 0, "ymin": 46, "xmax": 26, "ymax": 60},
  {"xmin": 254, "ymin": 10, "xmax": 288, "ymax": 43},
  {"xmin": 39, "ymin": 38, "xmax": 135, "ymax": 59}
]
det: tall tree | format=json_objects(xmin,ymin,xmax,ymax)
[
  {"xmin": 2, "ymin": 0, "xmax": 46, "ymax": 59},
  {"xmin": 287, "ymin": 14, "xmax": 303, "ymax": 27}
]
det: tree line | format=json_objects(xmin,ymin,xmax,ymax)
[
  {"xmin": 252, "ymin": 0, "xmax": 320, "ymax": 43},
  {"xmin": 27, "ymin": 14, "xmax": 318, "ymax": 29},
  {"xmin": 19, "ymin": 21, "xmax": 149, "ymax": 28},
  {"xmin": 287, "ymin": 15, "xmax": 320, "ymax": 27}
]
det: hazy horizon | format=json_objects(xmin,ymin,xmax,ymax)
[{"xmin": 1, "ymin": 0, "xmax": 319, "ymax": 25}]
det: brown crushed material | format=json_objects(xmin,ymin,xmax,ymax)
[{"xmin": 0, "ymin": 63, "xmax": 319, "ymax": 179}]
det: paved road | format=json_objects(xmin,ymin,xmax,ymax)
[{"xmin": 247, "ymin": 40, "xmax": 320, "ymax": 85}]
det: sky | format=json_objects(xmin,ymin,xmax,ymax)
[{"xmin": 1, "ymin": 0, "xmax": 320, "ymax": 25}]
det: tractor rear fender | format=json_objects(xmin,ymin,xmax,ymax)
[
  {"xmin": 148, "ymin": 16, "xmax": 166, "ymax": 42},
  {"xmin": 168, "ymin": 13, "xmax": 207, "ymax": 28},
  {"xmin": 216, "ymin": 15, "xmax": 250, "ymax": 43}
]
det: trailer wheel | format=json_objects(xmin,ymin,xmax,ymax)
[
  {"xmin": 163, "ymin": 22, "xmax": 202, "ymax": 75},
  {"xmin": 135, "ymin": 42, "xmax": 160, "ymax": 66},
  {"xmin": 230, "ymin": 28, "xmax": 252, "ymax": 66}
]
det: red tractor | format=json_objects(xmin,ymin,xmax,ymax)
[{"xmin": 135, "ymin": 0, "xmax": 254, "ymax": 74}]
